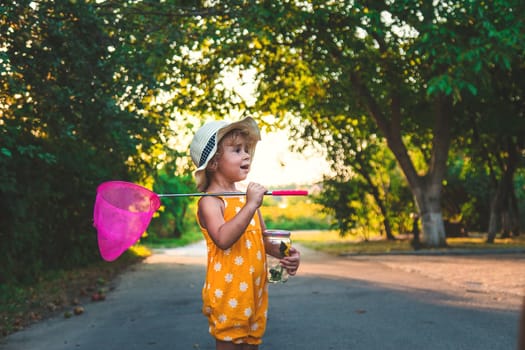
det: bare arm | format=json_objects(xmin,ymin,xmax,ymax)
[{"xmin": 198, "ymin": 182, "xmax": 267, "ymax": 250}]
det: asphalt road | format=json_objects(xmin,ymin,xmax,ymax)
[{"xmin": 1, "ymin": 241, "xmax": 524, "ymax": 350}]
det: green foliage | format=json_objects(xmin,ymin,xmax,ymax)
[
  {"xmin": 444, "ymin": 152, "xmax": 525, "ymax": 232},
  {"xmin": 315, "ymin": 178, "xmax": 360, "ymax": 236},
  {"xmin": 2, "ymin": 0, "xmax": 524, "ymax": 282},
  {"xmin": 180, "ymin": 0, "xmax": 524, "ymax": 244},
  {"xmin": 262, "ymin": 199, "xmax": 330, "ymax": 231},
  {"xmin": 142, "ymin": 228, "xmax": 202, "ymax": 249},
  {"xmin": 0, "ymin": 0, "xmax": 184, "ymax": 284},
  {"xmin": 148, "ymin": 168, "xmax": 195, "ymax": 239},
  {"xmin": 263, "ymin": 215, "xmax": 329, "ymax": 231}
]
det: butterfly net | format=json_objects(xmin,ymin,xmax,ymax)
[{"xmin": 93, "ymin": 181, "xmax": 161, "ymax": 261}]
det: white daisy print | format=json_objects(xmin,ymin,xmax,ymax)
[
  {"xmin": 234, "ymin": 256, "xmax": 244, "ymax": 266},
  {"xmin": 214, "ymin": 262, "xmax": 222, "ymax": 272},
  {"xmin": 246, "ymin": 239, "xmax": 252, "ymax": 249},
  {"xmin": 249, "ymin": 266, "xmax": 255, "ymax": 274},
  {"xmin": 239, "ymin": 197, "xmax": 245, "ymax": 203},
  {"xmin": 224, "ymin": 248, "xmax": 231, "ymax": 256},
  {"xmin": 244, "ymin": 307, "xmax": 252, "ymax": 317},
  {"xmin": 239, "ymin": 282, "xmax": 248, "ymax": 292},
  {"xmin": 228, "ymin": 298, "xmax": 238, "ymax": 308},
  {"xmin": 251, "ymin": 323, "xmax": 259, "ymax": 331},
  {"xmin": 224, "ymin": 336, "xmax": 232, "ymax": 341},
  {"xmin": 215, "ymin": 289, "xmax": 223, "ymax": 298},
  {"xmin": 235, "ymin": 206, "xmax": 241, "ymax": 213},
  {"xmin": 250, "ymin": 218, "xmax": 255, "ymax": 226},
  {"xmin": 256, "ymin": 250, "xmax": 262, "ymax": 260},
  {"xmin": 225, "ymin": 273, "xmax": 233, "ymax": 283},
  {"xmin": 218, "ymin": 314, "xmax": 227, "ymax": 323},
  {"xmin": 255, "ymin": 276, "xmax": 261, "ymax": 286}
]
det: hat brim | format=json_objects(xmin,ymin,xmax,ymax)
[{"xmin": 194, "ymin": 117, "xmax": 261, "ymax": 191}]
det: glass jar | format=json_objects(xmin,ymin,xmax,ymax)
[{"xmin": 263, "ymin": 230, "xmax": 292, "ymax": 283}]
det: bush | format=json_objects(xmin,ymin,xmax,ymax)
[{"xmin": 261, "ymin": 199, "xmax": 331, "ymax": 231}]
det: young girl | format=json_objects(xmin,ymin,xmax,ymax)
[{"xmin": 189, "ymin": 117, "xmax": 301, "ymax": 350}]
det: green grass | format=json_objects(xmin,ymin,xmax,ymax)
[
  {"xmin": 140, "ymin": 229, "xmax": 202, "ymax": 249},
  {"xmin": 292, "ymin": 230, "xmax": 525, "ymax": 255}
]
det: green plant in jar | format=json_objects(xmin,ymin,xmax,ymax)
[{"xmin": 264, "ymin": 230, "xmax": 292, "ymax": 283}]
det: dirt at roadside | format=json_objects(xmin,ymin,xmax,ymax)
[
  {"xmin": 0, "ymin": 257, "xmax": 143, "ymax": 338},
  {"xmin": 374, "ymin": 254, "xmax": 525, "ymax": 299}
]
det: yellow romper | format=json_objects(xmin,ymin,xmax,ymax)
[{"xmin": 198, "ymin": 196, "xmax": 269, "ymax": 345}]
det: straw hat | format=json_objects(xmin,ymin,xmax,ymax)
[{"xmin": 190, "ymin": 117, "xmax": 261, "ymax": 191}]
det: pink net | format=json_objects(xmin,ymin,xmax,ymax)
[{"xmin": 93, "ymin": 181, "xmax": 161, "ymax": 261}]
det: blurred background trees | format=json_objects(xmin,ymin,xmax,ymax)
[{"xmin": 1, "ymin": 0, "xmax": 524, "ymax": 284}]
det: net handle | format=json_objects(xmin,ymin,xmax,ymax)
[{"xmin": 158, "ymin": 190, "xmax": 308, "ymax": 198}]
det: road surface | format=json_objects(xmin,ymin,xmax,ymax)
[{"xmin": 1, "ymin": 241, "xmax": 524, "ymax": 349}]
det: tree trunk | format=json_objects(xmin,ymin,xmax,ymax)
[
  {"xmin": 356, "ymin": 159, "xmax": 396, "ymax": 240},
  {"xmin": 500, "ymin": 210, "xmax": 511, "ymax": 239},
  {"xmin": 413, "ymin": 182, "xmax": 447, "ymax": 247},
  {"xmin": 487, "ymin": 192, "xmax": 501, "ymax": 243},
  {"xmin": 382, "ymin": 214, "xmax": 395, "ymax": 240},
  {"xmin": 411, "ymin": 213, "xmax": 421, "ymax": 249},
  {"xmin": 487, "ymin": 139, "xmax": 519, "ymax": 243},
  {"xmin": 510, "ymin": 190, "xmax": 521, "ymax": 236},
  {"xmin": 352, "ymin": 74, "xmax": 451, "ymax": 248},
  {"xmin": 384, "ymin": 95, "xmax": 450, "ymax": 248}
]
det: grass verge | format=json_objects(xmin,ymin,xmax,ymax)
[
  {"xmin": 292, "ymin": 230, "xmax": 525, "ymax": 255},
  {"xmin": 141, "ymin": 230, "xmax": 202, "ymax": 249}
]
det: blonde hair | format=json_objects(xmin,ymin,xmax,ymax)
[{"xmin": 205, "ymin": 129, "xmax": 256, "ymax": 179}]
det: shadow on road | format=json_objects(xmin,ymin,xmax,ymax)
[{"xmin": 0, "ymin": 243, "xmax": 522, "ymax": 350}]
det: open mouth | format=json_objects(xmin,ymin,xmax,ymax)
[{"xmin": 240, "ymin": 164, "xmax": 250, "ymax": 170}]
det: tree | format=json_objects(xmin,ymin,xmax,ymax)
[
  {"xmin": 453, "ymin": 37, "xmax": 525, "ymax": 241},
  {"xmin": 0, "ymin": 0, "xmax": 181, "ymax": 282},
  {"xmin": 149, "ymin": 152, "xmax": 195, "ymax": 240},
  {"xmin": 174, "ymin": 0, "xmax": 524, "ymax": 247},
  {"xmin": 308, "ymin": 116, "xmax": 404, "ymax": 240}
]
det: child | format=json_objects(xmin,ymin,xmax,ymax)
[{"xmin": 189, "ymin": 117, "xmax": 301, "ymax": 350}]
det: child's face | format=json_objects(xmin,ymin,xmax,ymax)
[{"xmin": 214, "ymin": 133, "xmax": 252, "ymax": 182}]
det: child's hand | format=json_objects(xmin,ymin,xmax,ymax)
[
  {"xmin": 245, "ymin": 182, "xmax": 267, "ymax": 209},
  {"xmin": 280, "ymin": 247, "xmax": 300, "ymax": 276}
]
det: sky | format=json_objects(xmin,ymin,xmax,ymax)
[
  {"xmin": 220, "ymin": 69, "xmax": 329, "ymax": 187},
  {"xmin": 170, "ymin": 117, "xmax": 329, "ymax": 188},
  {"xmin": 246, "ymin": 129, "xmax": 329, "ymax": 187},
  {"xmin": 171, "ymin": 69, "xmax": 330, "ymax": 188}
]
